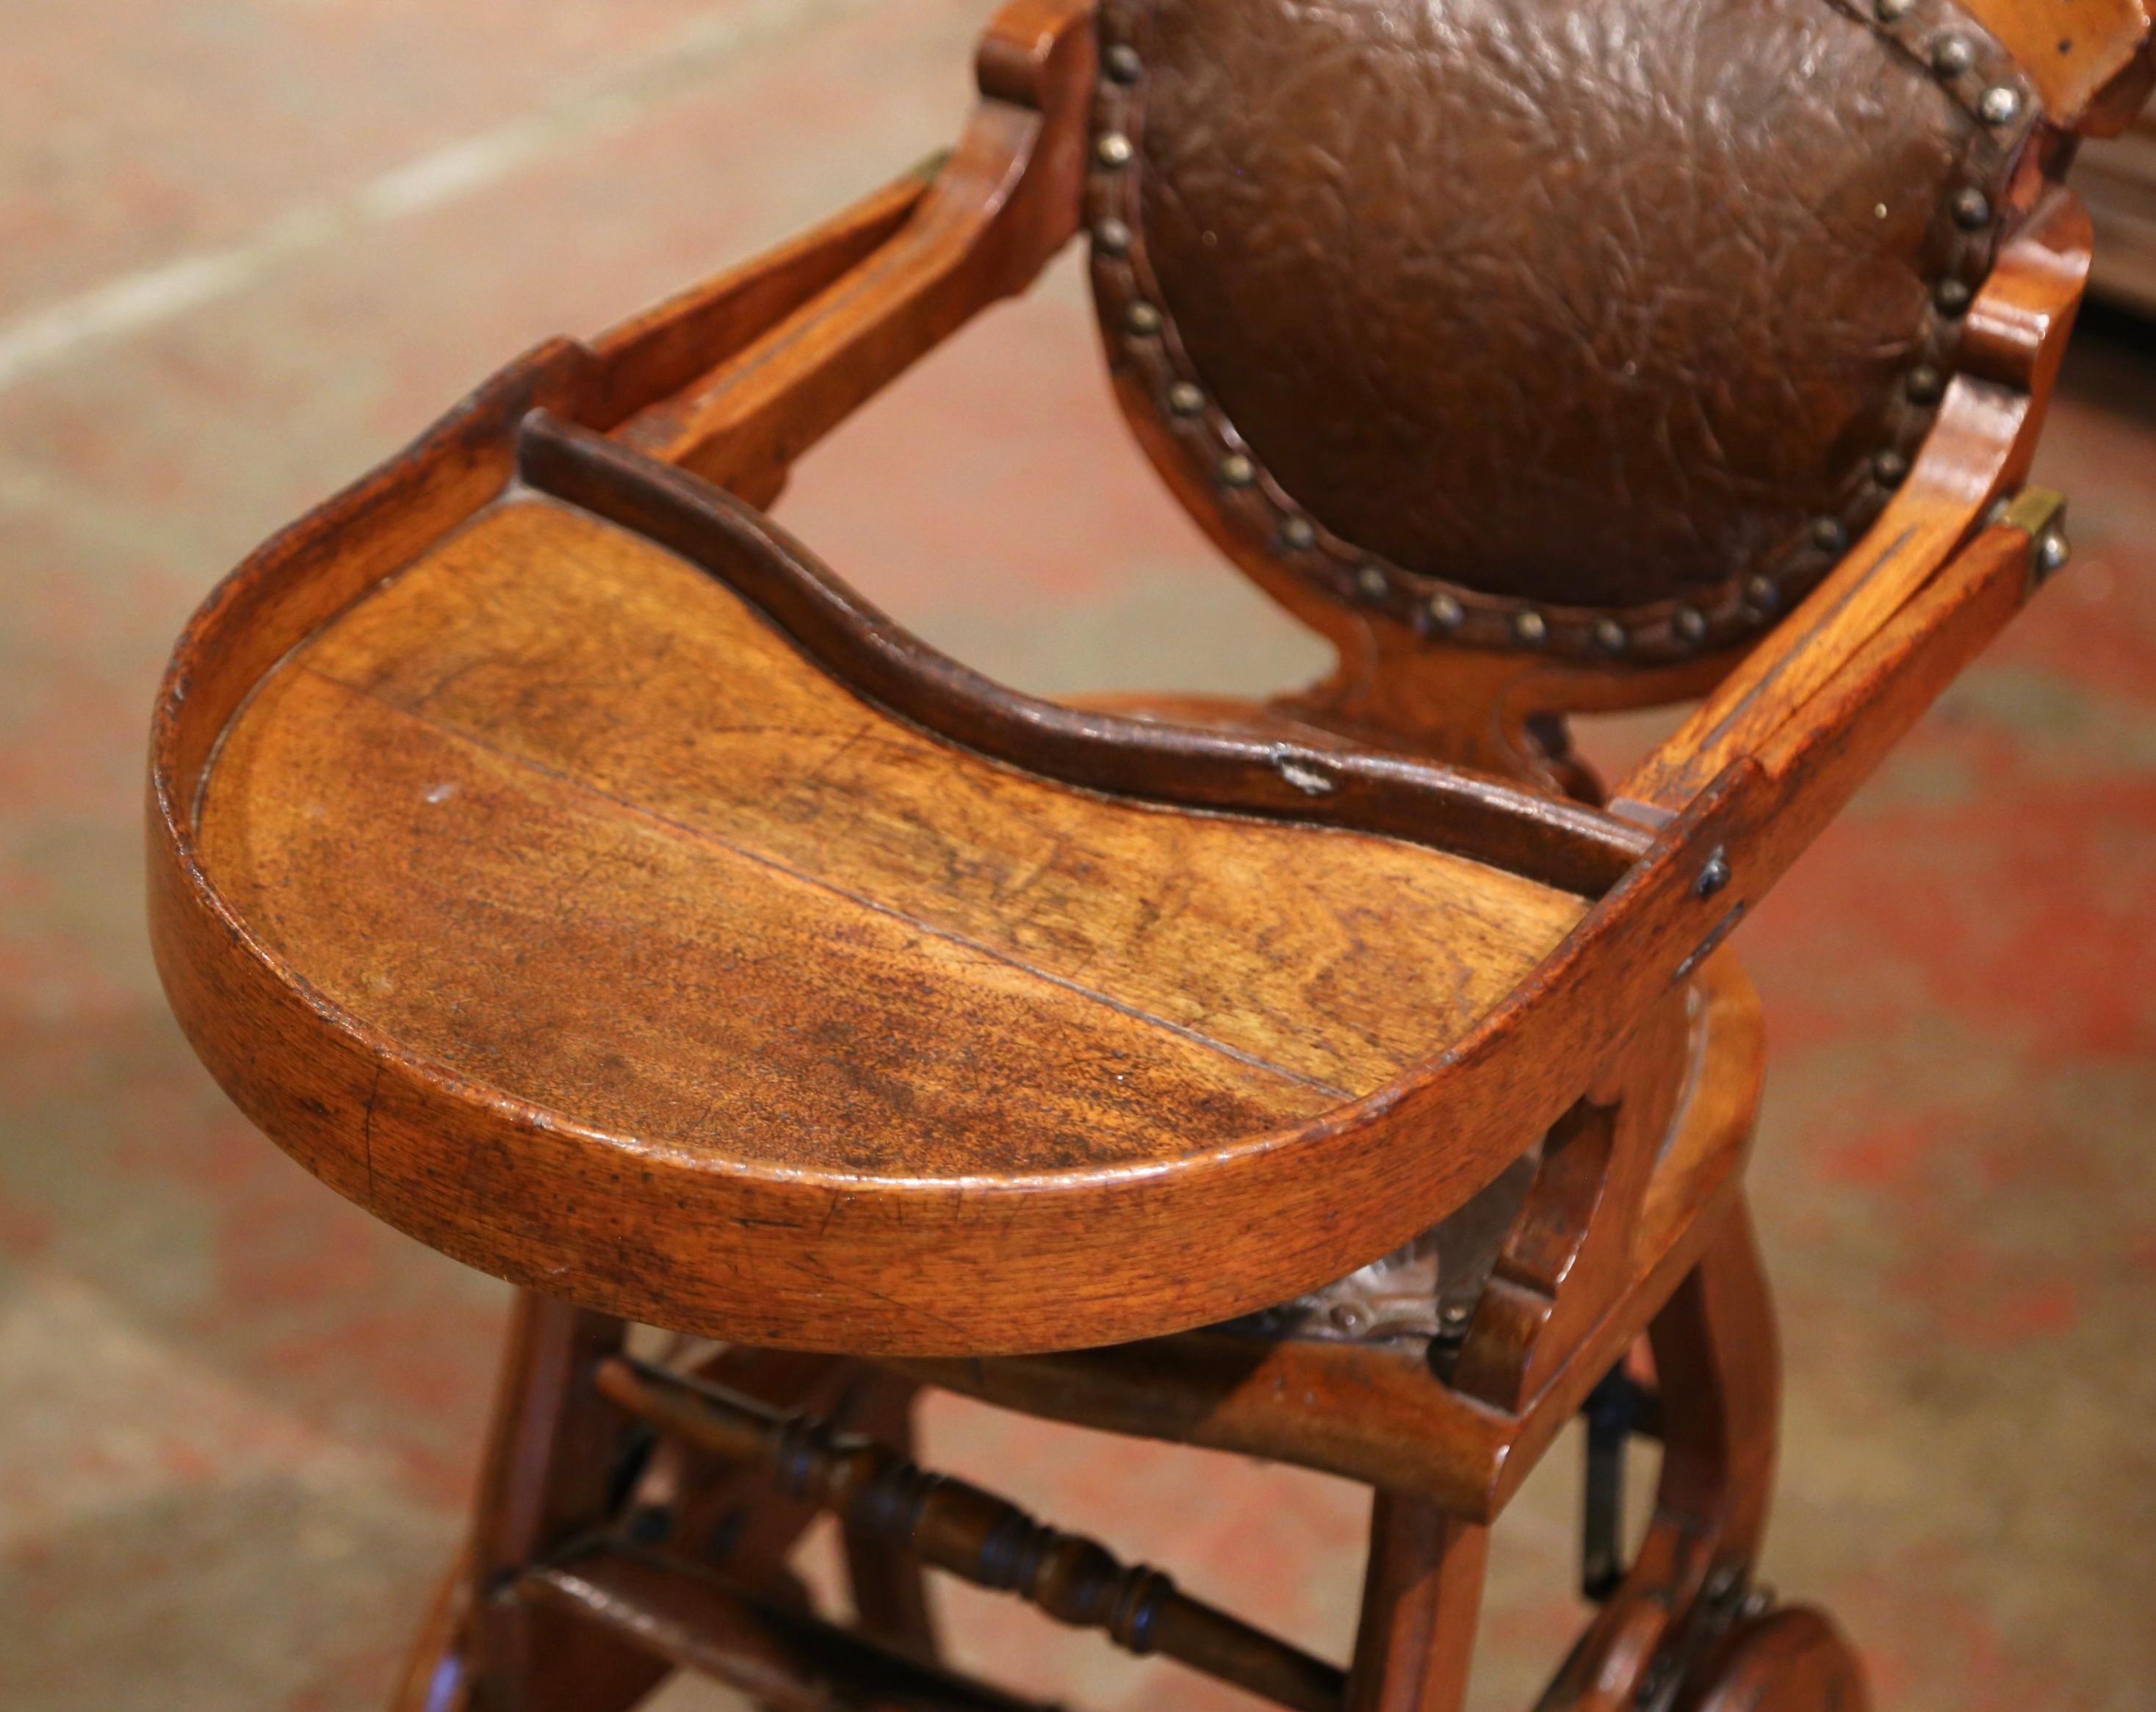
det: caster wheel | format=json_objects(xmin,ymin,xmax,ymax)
[{"xmin": 1679, "ymin": 1606, "xmax": 1871, "ymax": 1712}]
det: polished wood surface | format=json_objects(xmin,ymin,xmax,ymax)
[
  {"xmin": 209, "ymin": 495, "xmax": 1587, "ymax": 1146},
  {"xmin": 893, "ymin": 948, "xmax": 1764, "ymax": 1523},
  {"xmin": 173, "ymin": 480, "xmax": 1615, "ymax": 1350}
]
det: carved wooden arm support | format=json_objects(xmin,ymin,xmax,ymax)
[
  {"xmin": 570, "ymin": 0, "xmax": 1096, "ymax": 509},
  {"xmin": 1451, "ymin": 183, "xmax": 2091, "ymax": 1407},
  {"xmin": 1622, "ymin": 183, "xmax": 2090, "ymax": 818},
  {"xmin": 1959, "ymin": 0, "xmax": 2153, "ymax": 135}
]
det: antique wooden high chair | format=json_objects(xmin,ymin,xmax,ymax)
[{"xmin": 148, "ymin": 0, "xmax": 2150, "ymax": 1706}]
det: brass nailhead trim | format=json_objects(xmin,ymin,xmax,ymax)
[{"xmin": 1087, "ymin": 0, "xmax": 2027, "ymax": 662}]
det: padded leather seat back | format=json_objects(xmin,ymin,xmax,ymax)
[{"xmin": 1087, "ymin": 0, "xmax": 2038, "ymax": 664}]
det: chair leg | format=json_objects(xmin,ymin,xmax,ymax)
[
  {"xmin": 1346, "ymin": 1495, "xmax": 1491, "ymax": 1712},
  {"xmin": 461, "ymin": 1294, "xmax": 672, "ymax": 1712},
  {"xmin": 394, "ymin": 1294, "xmax": 859, "ymax": 1712},
  {"xmin": 839, "ymin": 1373, "xmax": 941, "ymax": 1656},
  {"xmin": 1536, "ymin": 1197, "xmax": 1864, "ymax": 1712},
  {"xmin": 389, "ymin": 1551, "xmax": 477, "ymax": 1712}
]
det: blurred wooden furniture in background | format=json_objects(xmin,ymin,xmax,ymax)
[{"xmin": 147, "ymin": 0, "xmax": 2151, "ymax": 1708}]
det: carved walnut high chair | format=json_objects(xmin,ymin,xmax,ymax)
[{"xmin": 148, "ymin": 0, "xmax": 2152, "ymax": 1705}]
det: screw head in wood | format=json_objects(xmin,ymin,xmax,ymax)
[
  {"xmin": 1103, "ymin": 43, "xmax": 1143, "ymax": 83},
  {"xmin": 1673, "ymin": 605, "xmax": 1708, "ymax": 643},
  {"xmin": 1095, "ymin": 131, "xmax": 1134, "ymax": 169},
  {"xmin": 1951, "ymin": 186, "xmax": 1991, "ymax": 229},
  {"xmin": 1125, "ymin": 300, "xmax": 1161, "ymax": 336},
  {"xmin": 1695, "ymin": 847, "xmax": 1731, "ymax": 898},
  {"xmin": 1219, "ymin": 452, "xmax": 1255, "ymax": 487},
  {"xmin": 1427, "ymin": 592, "xmax": 1465, "ymax": 632},
  {"xmin": 1978, "ymin": 84, "xmax": 2020, "ymax": 125},
  {"xmin": 1931, "ymin": 35, "xmax": 1974, "ymax": 76},
  {"xmin": 1872, "ymin": 447, "xmax": 1910, "ymax": 486}
]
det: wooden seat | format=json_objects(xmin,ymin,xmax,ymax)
[
  {"xmin": 145, "ymin": 0, "xmax": 2149, "ymax": 1705},
  {"xmin": 184, "ymin": 483, "xmax": 1606, "ymax": 1349}
]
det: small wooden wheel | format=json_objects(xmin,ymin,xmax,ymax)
[{"xmin": 1679, "ymin": 1606, "xmax": 1872, "ymax": 1712}]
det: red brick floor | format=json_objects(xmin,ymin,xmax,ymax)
[{"xmin": 0, "ymin": 4, "xmax": 2151, "ymax": 1708}]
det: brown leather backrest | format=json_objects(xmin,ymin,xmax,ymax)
[{"xmin": 1087, "ymin": 0, "xmax": 2039, "ymax": 667}]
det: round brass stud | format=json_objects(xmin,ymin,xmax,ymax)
[
  {"xmin": 1931, "ymin": 35, "xmax": 1974, "ymax": 76},
  {"xmin": 1593, "ymin": 618, "xmax": 1628, "ymax": 653},
  {"xmin": 1092, "ymin": 217, "xmax": 1131, "ymax": 256},
  {"xmin": 1095, "ymin": 131, "xmax": 1134, "ymax": 169},
  {"xmin": 1125, "ymin": 300, "xmax": 1161, "ymax": 336},
  {"xmin": 1906, "ymin": 364, "xmax": 1944, "ymax": 403},
  {"xmin": 1167, "ymin": 380, "xmax": 1205, "ymax": 416},
  {"xmin": 1811, "ymin": 516, "xmax": 1848, "ymax": 554},
  {"xmin": 1978, "ymin": 84, "xmax": 2020, "ymax": 126},
  {"xmin": 1427, "ymin": 592, "xmax": 1465, "ymax": 632},
  {"xmin": 1513, "ymin": 610, "xmax": 1548, "ymax": 646},
  {"xmin": 1951, "ymin": 187, "xmax": 1991, "ymax": 230},
  {"xmin": 1872, "ymin": 448, "xmax": 1911, "ymax": 487},
  {"xmin": 1281, "ymin": 516, "xmax": 1316, "ymax": 550},
  {"xmin": 1875, "ymin": 0, "xmax": 1912, "ymax": 20},
  {"xmin": 1103, "ymin": 43, "xmax": 1143, "ymax": 84},
  {"xmin": 1219, "ymin": 453, "xmax": 1256, "ymax": 487},
  {"xmin": 1673, "ymin": 606, "xmax": 1708, "ymax": 644},
  {"xmin": 1936, "ymin": 277, "xmax": 1972, "ymax": 316},
  {"xmin": 1743, "ymin": 574, "xmax": 1779, "ymax": 615}
]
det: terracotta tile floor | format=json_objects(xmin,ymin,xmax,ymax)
[{"xmin": 1, "ymin": 4, "xmax": 2152, "ymax": 1708}]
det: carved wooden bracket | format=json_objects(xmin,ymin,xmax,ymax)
[{"xmin": 1452, "ymin": 988, "xmax": 1694, "ymax": 1415}]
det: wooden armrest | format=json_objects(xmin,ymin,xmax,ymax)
[
  {"xmin": 575, "ymin": 0, "xmax": 1097, "ymax": 508},
  {"xmin": 1620, "ymin": 185, "xmax": 2092, "ymax": 820},
  {"xmin": 1958, "ymin": 0, "xmax": 2154, "ymax": 136}
]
